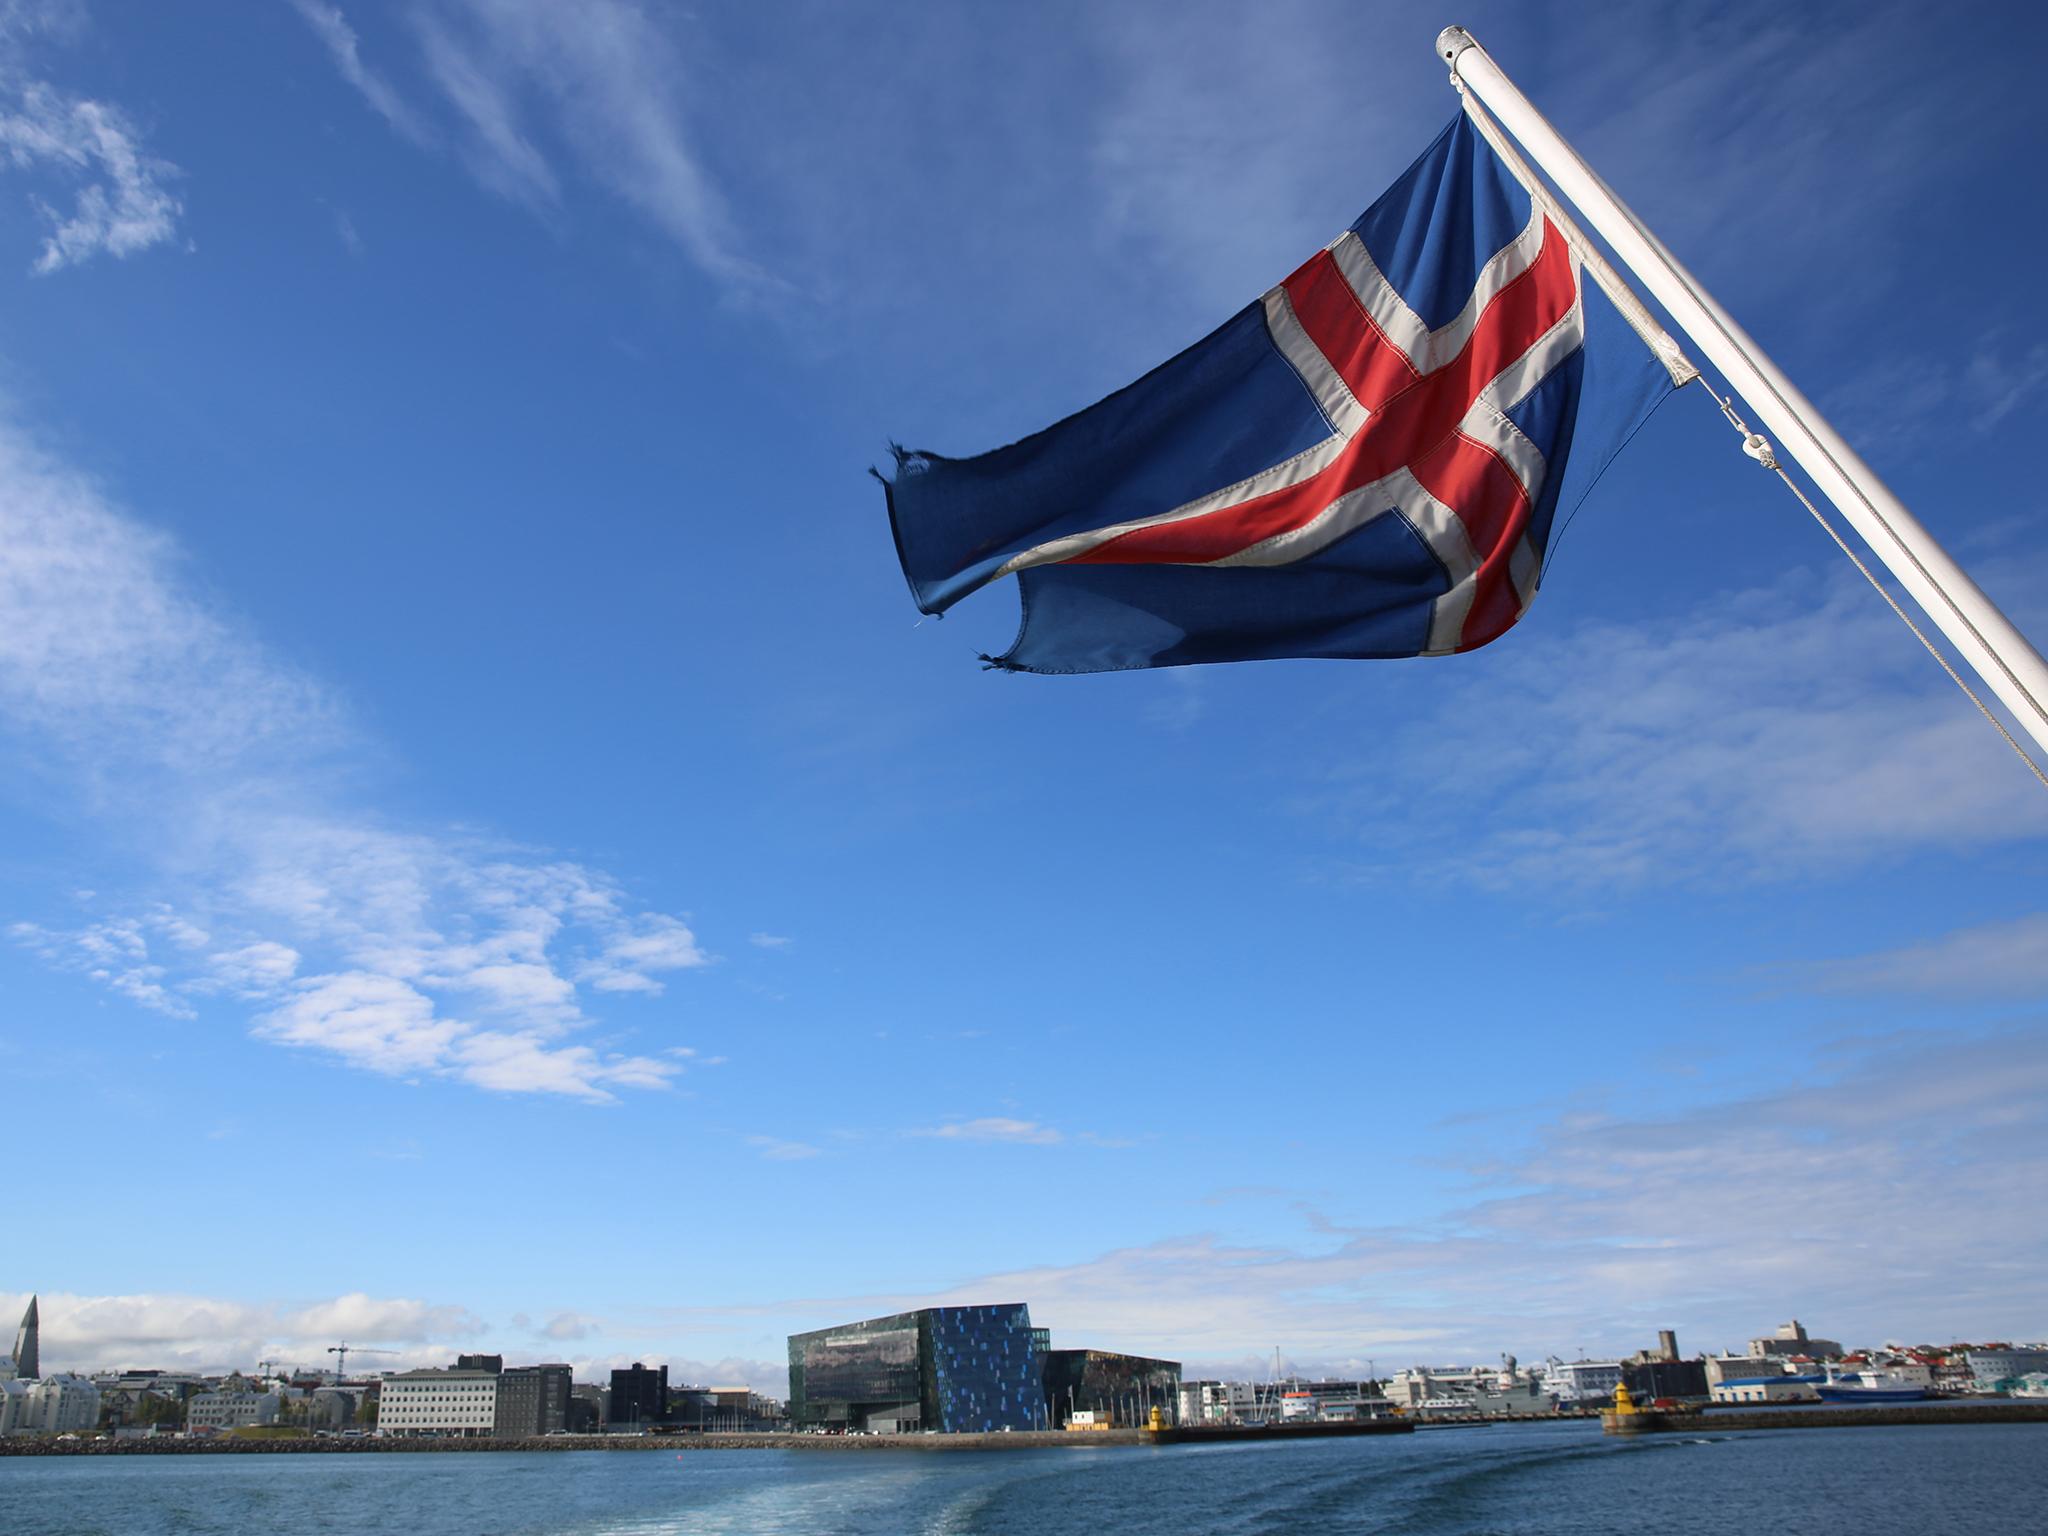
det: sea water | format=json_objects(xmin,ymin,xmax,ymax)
[{"xmin": 5, "ymin": 1420, "xmax": 2044, "ymax": 1535}]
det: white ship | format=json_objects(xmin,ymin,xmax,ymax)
[{"xmin": 1814, "ymin": 1368, "xmax": 1927, "ymax": 1404}]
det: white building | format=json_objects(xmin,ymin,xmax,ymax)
[
  {"xmin": 0, "ymin": 1373, "xmax": 102, "ymax": 1434},
  {"xmin": 1177, "ymin": 1380, "xmax": 1261, "ymax": 1423},
  {"xmin": 1710, "ymin": 1373, "xmax": 1821, "ymax": 1404},
  {"xmin": 378, "ymin": 1368, "xmax": 500, "ymax": 1438},
  {"xmin": 187, "ymin": 1382, "xmax": 281, "ymax": 1433},
  {"xmin": 1967, "ymin": 1347, "xmax": 2048, "ymax": 1393},
  {"xmin": 1705, "ymin": 1355, "xmax": 1788, "ymax": 1388},
  {"xmin": 1543, "ymin": 1359, "xmax": 1623, "ymax": 1405}
]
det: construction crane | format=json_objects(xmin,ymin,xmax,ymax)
[{"xmin": 327, "ymin": 1343, "xmax": 397, "ymax": 1379}]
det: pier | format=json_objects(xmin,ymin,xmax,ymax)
[{"xmin": 1602, "ymin": 1402, "xmax": 2048, "ymax": 1436}]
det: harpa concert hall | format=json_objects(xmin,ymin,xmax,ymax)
[{"xmin": 787, "ymin": 1304, "xmax": 1180, "ymax": 1433}]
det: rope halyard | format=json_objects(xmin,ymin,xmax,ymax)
[
  {"xmin": 1452, "ymin": 83, "xmax": 1698, "ymax": 388},
  {"xmin": 1703, "ymin": 390, "xmax": 2048, "ymax": 792}
]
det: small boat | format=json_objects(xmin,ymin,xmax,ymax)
[{"xmin": 1814, "ymin": 1368, "xmax": 1927, "ymax": 1403}]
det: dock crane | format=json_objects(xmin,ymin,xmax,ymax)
[{"xmin": 328, "ymin": 1343, "xmax": 397, "ymax": 1378}]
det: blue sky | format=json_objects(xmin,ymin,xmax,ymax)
[{"xmin": 2, "ymin": 0, "xmax": 2045, "ymax": 1389}]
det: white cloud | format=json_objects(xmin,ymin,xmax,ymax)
[
  {"xmin": 747, "ymin": 932, "xmax": 791, "ymax": 950},
  {"xmin": 580, "ymin": 912, "xmax": 708, "ymax": 994},
  {"xmin": 745, "ymin": 1134, "xmax": 820, "ymax": 1162},
  {"xmin": 909, "ymin": 1117, "xmax": 1064, "ymax": 1146},
  {"xmin": 749, "ymin": 1024, "xmax": 2048, "ymax": 1370},
  {"xmin": 257, "ymin": 971, "xmax": 464, "ymax": 1077},
  {"xmin": 1312, "ymin": 572, "xmax": 2048, "ymax": 892},
  {"xmin": 409, "ymin": 5, "xmax": 556, "ymax": 207},
  {"xmin": 0, "ymin": 402, "xmax": 706, "ymax": 1103},
  {"xmin": 1824, "ymin": 331, "xmax": 2048, "ymax": 447},
  {"xmin": 0, "ymin": 1288, "xmax": 486, "ymax": 1376},
  {"xmin": 0, "ymin": 1286, "xmax": 791, "ymax": 1389},
  {"xmin": 285, "ymin": 0, "xmax": 430, "ymax": 143},
  {"xmin": 0, "ymin": 4, "xmax": 182, "ymax": 276},
  {"xmin": 292, "ymin": 0, "xmax": 772, "ymax": 292},
  {"xmin": 1085, "ymin": 0, "xmax": 1428, "ymax": 319},
  {"xmin": 1801, "ymin": 912, "xmax": 2048, "ymax": 998},
  {"xmin": 563, "ymin": 1350, "xmax": 784, "ymax": 1393},
  {"xmin": 0, "ymin": 418, "xmax": 339, "ymax": 780},
  {"xmin": 331, "ymin": 205, "xmax": 363, "ymax": 257},
  {"xmin": 10, "ymin": 913, "xmax": 197, "ymax": 1018}
]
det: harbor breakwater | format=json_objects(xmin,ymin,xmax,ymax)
[
  {"xmin": 1603, "ymin": 1402, "xmax": 2048, "ymax": 1436},
  {"xmin": 0, "ymin": 1420, "xmax": 1415, "ymax": 1457}
]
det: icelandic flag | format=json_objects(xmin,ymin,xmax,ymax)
[{"xmin": 880, "ymin": 112, "xmax": 1681, "ymax": 674}]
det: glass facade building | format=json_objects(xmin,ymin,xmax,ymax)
[
  {"xmin": 1041, "ymin": 1349, "xmax": 1183, "ymax": 1427},
  {"xmin": 788, "ymin": 1305, "xmax": 1045, "ymax": 1433}
]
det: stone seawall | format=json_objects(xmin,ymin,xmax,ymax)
[
  {"xmin": 1, "ymin": 1420, "xmax": 1415, "ymax": 1457},
  {"xmin": 1603, "ymin": 1402, "xmax": 2048, "ymax": 1436}
]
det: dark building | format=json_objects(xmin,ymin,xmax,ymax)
[
  {"xmin": 1040, "ymin": 1349, "xmax": 1182, "ymax": 1428},
  {"xmin": 456, "ymin": 1353, "xmax": 504, "ymax": 1374},
  {"xmin": 659, "ymin": 1385, "xmax": 779, "ymax": 1432},
  {"xmin": 494, "ymin": 1364, "xmax": 572, "ymax": 1436},
  {"xmin": 567, "ymin": 1384, "xmax": 605, "ymax": 1433},
  {"xmin": 788, "ymin": 1305, "xmax": 1044, "ymax": 1433},
  {"xmin": 1622, "ymin": 1358, "xmax": 1710, "ymax": 1403},
  {"xmin": 1623, "ymin": 1327, "xmax": 1707, "ymax": 1404},
  {"xmin": 609, "ymin": 1362, "xmax": 670, "ymax": 1429}
]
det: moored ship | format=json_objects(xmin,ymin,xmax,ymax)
[{"xmin": 1814, "ymin": 1369, "xmax": 1928, "ymax": 1404}]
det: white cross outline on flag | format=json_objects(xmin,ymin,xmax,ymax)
[{"xmin": 993, "ymin": 204, "xmax": 1588, "ymax": 655}]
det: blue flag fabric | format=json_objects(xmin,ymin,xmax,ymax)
[{"xmin": 881, "ymin": 113, "xmax": 1678, "ymax": 675}]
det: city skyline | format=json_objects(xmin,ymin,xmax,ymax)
[
  {"xmin": 5, "ymin": 1282, "xmax": 2041, "ymax": 1395},
  {"xmin": 2, "ymin": 0, "xmax": 2045, "ymax": 1397}
]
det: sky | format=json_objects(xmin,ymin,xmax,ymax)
[{"xmin": 1, "ymin": 0, "xmax": 2045, "ymax": 1392}]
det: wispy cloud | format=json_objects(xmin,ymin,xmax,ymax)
[
  {"xmin": 1084, "ymin": 0, "xmax": 1432, "ymax": 320},
  {"xmin": 289, "ymin": 0, "xmax": 774, "ymax": 293},
  {"xmin": 330, "ymin": 205, "xmax": 363, "ymax": 257},
  {"xmin": 538, "ymin": 1310, "xmax": 600, "ymax": 1342},
  {"xmin": 1823, "ymin": 331, "xmax": 2048, "ymax": 448},
  {"xmin": 18, "ymin": 1025, "xmax": 2048, "ymax": 1377},
  {"xmin": 1798, "ymin": 912, "xmax": 2048, "ymax": 998},
  {"xmin": 1309, "ymin": 570, "xmax": 2048, "ymax": 893},
  {"xmin": 284, "ymin": 0, "xmax": 423, "ymax": 144},
  {"xmin": 747, "ymin": 931, "xmax": 792, "ymax": 950},
  {"xmin": 0, "ymin": 403, "xmax": 707, "ymax": 1102},
  {"xmin": 11, "ymin": 910, "xmax": 202, "ymax": 1017},
  {"xmin": 762, "ymin": 1023, "xmax": 2048, "ymax": 1368},
  {"xmin": 909, "ymin": 1117, "xmax": 1065, "ymax": 1146},
  {"xmin": 745, "ymin": 1134, "xmax": 821, "ymax": 1162},
  {"xmin": 285, "ymin": 0, "xmax": 430, "ymax": 143}
]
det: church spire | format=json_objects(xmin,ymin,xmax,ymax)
[{"xmin": 11, "ymin": 1295, "xmax": 38, "ymax": 1380}]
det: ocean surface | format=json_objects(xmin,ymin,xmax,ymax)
[{"xmin": 6, "ymin": 1421, "xmax": 2045, "ymax": 1535}]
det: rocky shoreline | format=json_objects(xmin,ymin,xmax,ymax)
[{"xmin": 1, "ymin": 1420, "xmax": 1422, "ymax": 1456}]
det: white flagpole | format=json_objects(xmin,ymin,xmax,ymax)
[{"xmin": 1435, "ymin": 25, "xmax": 2048, "ymax": 765}]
